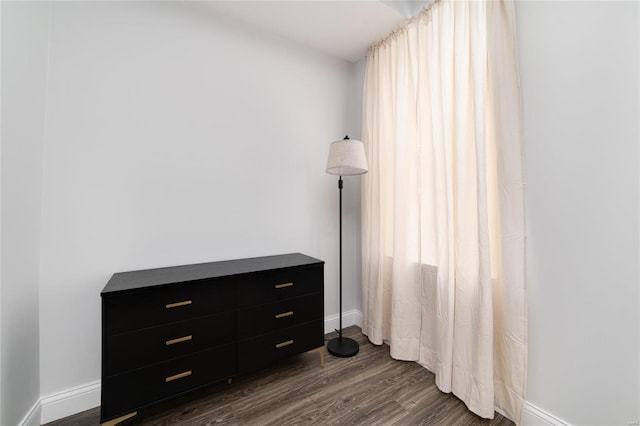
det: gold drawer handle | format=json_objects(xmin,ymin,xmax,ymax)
[
  {"xmin": 275, "ymin": 282, "xmax": 293, "ymax": 289},
  {"xmin": 275, "ymin": 311, "xmax": 294, "ymax": 319},
  {"xmin": 165, "ymin": 300, "xmax": 192, "ymax": 309},
  {"xmin": 165, "ymin": 370, "xmax": 192, "ymax": 382},
  {"xmin": 275, "ymin": 339, "xmax": 294, "ymax": 349},
  {"xmin": 166, "ymin": 335, "xmax": 193, "ymax": 346}
]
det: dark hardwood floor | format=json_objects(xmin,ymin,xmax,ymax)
[{"xmin": 46, "ymin": 327, "xmax": 514, "ymax": 426}]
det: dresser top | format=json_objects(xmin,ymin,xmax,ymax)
[{"xmin": 102, "ymin": 253, "xmax": 324, "ymax": 295}]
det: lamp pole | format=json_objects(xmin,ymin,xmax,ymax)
[{"xmin": 338, "ymin": 175, "xmax": 343, "ymax": 339}]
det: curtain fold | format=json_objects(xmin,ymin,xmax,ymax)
[{"xmin": 361, "ymin": 0, "xmax": 526, "ymax": 422}]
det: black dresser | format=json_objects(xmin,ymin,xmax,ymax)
[{"xmin": 100, "ymin": 253, "xmax": 324, "ymax": 424}]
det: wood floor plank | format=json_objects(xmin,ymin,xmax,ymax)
[{"xmin": 45, "ymin": 327, "xmax": 514, "ymax": 426}]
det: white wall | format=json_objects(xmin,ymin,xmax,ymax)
[
  {"xmin": 516, "ymin": 1, "xmax": 640, "ymax": 425},
  {"xmin": 37, "ymin": 0, "xmax": 357, "ymax": 418},
  {"xmin": 347, "ymin": 58, "xmax": 367, "ymax": 315},
  {"xmin": 0, "ymin": 2, "xmax": 49, "ymax": 425}
]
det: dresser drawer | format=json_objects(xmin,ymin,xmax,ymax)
[
  {"xmin": 238, "ymin": 266, "xmax": 323, "ymax": 307},
  {"xmin": 101, "ymin": 343, "xmax": 235, "ymax": 422},
  {"xmin": 237, "ymin": 320, "xmax": 323, "ymax": 374},
  {"xmin": 104, "ymin": 311, "xmax": 236, "ymax": 377},
  {"xmin": 103, "ymin": 279, "xmax": 236, "ymax": 335},
  {"xmin": 238, "ymin": 293, "xmax": 322, "ymax": 339}
]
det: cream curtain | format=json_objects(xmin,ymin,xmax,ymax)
[{"xmin": 361, "ymin": 0, "xmax": 526, "ymax": 422}]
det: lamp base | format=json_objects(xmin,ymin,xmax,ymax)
[{"xmin": 327, "ymin": 336, "xmax": 359, "ymax": 358}]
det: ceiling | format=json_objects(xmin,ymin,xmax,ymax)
[{"xmin": 204, "ymin": 1, "xmax": 430, "ymax": 63}]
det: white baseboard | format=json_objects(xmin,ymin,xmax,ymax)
[
  {"xmin": 522, "ymin": 401, "xmax": 570, "ymax": 426},
  {"xmin": 324, "ymin": 309, "xmax": 363, "ymax": 334},
  {"xmin": 17, "ymin": 399, "xmax": 41, "ymax": 426},
  {"xmin": 40, "ymin": 380, "xmax": 100, "ymax": 424}
]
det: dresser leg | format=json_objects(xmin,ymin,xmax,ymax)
[
  {"xmin": 101, "ymin": 411, "xmax": 137, "ymax": 426},
  {"xmin": 310, "ymin": 346, "xmax": 325, "ymax": 368}
]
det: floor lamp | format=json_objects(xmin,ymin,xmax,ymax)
[{"xmin": 325, "ymin": 136, "xmax": 368, "ymax": 357}]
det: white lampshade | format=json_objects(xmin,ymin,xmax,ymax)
[{"xmin": 325, "ymin": 136, "xmax": 368, "ymax": 176}]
